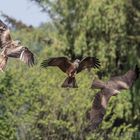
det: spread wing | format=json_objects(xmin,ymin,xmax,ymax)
[
  {"xmin": 0, "ymin": 20, "xmax": 34, "ymax": 68},
  {"xmin": 86, "ymin": 92, "xmax": 107, "ymax": 131},
  {"xmin": 41, "ymin": 57, "xmax": 72, "ymax": 73},
  {"xmin": 7, "ymin": 47, "xmax": 34, "ymax": 66},
  {"xmin": 19, "ymin": 48, "xmax": 34, "ymax": 66},
  {"xmin": 91, "ymin": 66, "xmax": 139, "ymax": 91},
  {"xmin": 77, "ymin": 57, "xmax": 100, "ymax": 73},
  {"xmin": 0, "ymin": 20, "xmax": 12, "ymax": 48},
  {"xmin": 109, "ymin": 66, "xmax": 139, "ymax": 90},
  {"xmin": 87, "ymin": 66, "xmax": 139, "ymax": 131}
]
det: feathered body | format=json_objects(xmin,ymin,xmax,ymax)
[
  {"xmin": 41, "ymin": 57, "xmax": 100, "ymax": 88},
  {"xmin": 86, "ymin": 66, "xmax": 139, "ymax": 131},
  {"xmin": 0, "ymin": 20, "xmax": 34, "ymax": 71}
]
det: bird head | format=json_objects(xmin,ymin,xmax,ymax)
[
  {"xmin": 73, "ymin": 59, "xmax": 80, "ymax": 68},
  {"xmin": 74, "ymin": 59, "xmax": 80, "ymax": 64}
]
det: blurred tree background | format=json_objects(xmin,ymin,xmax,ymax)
[{"xmin": 0, "ymin": 0, "xmax": 140, "ymax": 139}]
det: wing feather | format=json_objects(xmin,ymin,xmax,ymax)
[
  {"xmin": 0, "ymin": 20, "xmax": 12, "ymax": 48},
  {"xmin": 87, "ymin": 66, "xmax": 139, "ymax": 131},
  {"xmin": 86, "ymin": 92, "xmax": 107, "ymax": 131},
  {"xmin": 20, "ymin": 48, "xmax": 34, "ymax": 66},
  {"xmin": 110, "ymin": 68, "xmax": 139, "ymax": 89},
  {"xmin": 41, "ymin": 57, "xmax": 72, "ymax": 73},
  {"xmin": 77, "ymin": 57, "xmax": 100, "ymax": 73}
]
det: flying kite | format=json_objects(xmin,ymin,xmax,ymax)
[
  {"xmin": 41, "ymin": 57, "xmax": 100, "ymax": 88},
  {"xmin": 0, "ymin": 20, "xmax": 34, "ymax": 72},
  {"xmin": 86, "ymin": 65, "xmax": 139, "ymax": 131}
]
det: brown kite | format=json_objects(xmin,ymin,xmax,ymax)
[
  {"xmin": 0, "ymin": 20, "xmax": 34, "ymax": 72},
  {"xmin": 41, "ymin": 57, "xmax": 100, "ymax": 88},
  {"xmin": 86, "ymin": 65, "xmax": 139, "ymax": 131}
]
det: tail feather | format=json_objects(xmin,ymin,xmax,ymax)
[
  {"xmin": 91, "ymin": 79, "xmax": 106, "ymax": 89},
  {"xmin": 61, "ymin": 77, "xmax": 78, "ymax": 88}
]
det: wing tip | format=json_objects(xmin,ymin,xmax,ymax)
[{"xmin": 40, "ymin": 59, "xmax": 49, "ymax": 68}]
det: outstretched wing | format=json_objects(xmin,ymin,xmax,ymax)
[
  {"xmin": 19, "ymin": 48, "xmax": 34, "ymax": 66},
  {"xmin": 110, "ymin": 66, "xmax": 139, "ymax": 90},
  {"xmin": 41, "ymin": 57, "xmax": 72, "ymax": 73},
  {"xmin": 77, "ymin": 57, "xmax": 100, "ymax": 73},
  {"xmin": 0, "ymin": 20, "xmax": 12, "ymax": 48},
  {"xmin": 86, "ymin": 66, "xmax": 139, "ymax": 131},
  {"xmin": 6, "ymin": 45, "xmax": 34, "ymax": 67},
  {"xmin": 86, "ymin": 92, "xmax": 107, "ymax": 131}
]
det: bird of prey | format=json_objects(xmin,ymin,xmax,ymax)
[
  {"xmin": 0, "ymin": 20, "xmax": 34, "ymax": 72},
  {"xmin": 41, "ymin": 57, "xmax": 100, "ymax": 88},
  {"xmin": 86, "ymin": 65, "xmax": 139, "ymax": 131}
]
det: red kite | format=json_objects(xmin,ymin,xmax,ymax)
[
  {"xmin": 0, "ymin": 20, "xmax": 34, "ymax": 72},
  {"xmin": 41, "ymin": 57, "xmax": 100, "ymax": 88},
  {"xmin": 86, "ymin": 65, "xmax": 139, "ymax": 131}
]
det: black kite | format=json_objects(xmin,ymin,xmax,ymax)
[
  {"xmin": 0, "ymin": 20, "xmax": 34, "ymax": 71},
  {"xmin": 41, "ymin": 57, "xmax": 100, "ymax": 88},
  {"xmin": 86, "ymin": 65, "xmax": 139, "ymax": 131}
]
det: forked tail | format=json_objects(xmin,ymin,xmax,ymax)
[{"xmin": 61, "ymin": 77, "xmax": 78, "ymax": 88}]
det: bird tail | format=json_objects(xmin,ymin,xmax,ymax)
[
  {"xmin": 61, "ymin": 77, "xmax": 78, "ymax": 88},
  {"xmin": 91, "ymin": 79, "xmax": 106, "ymax": 89}
]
